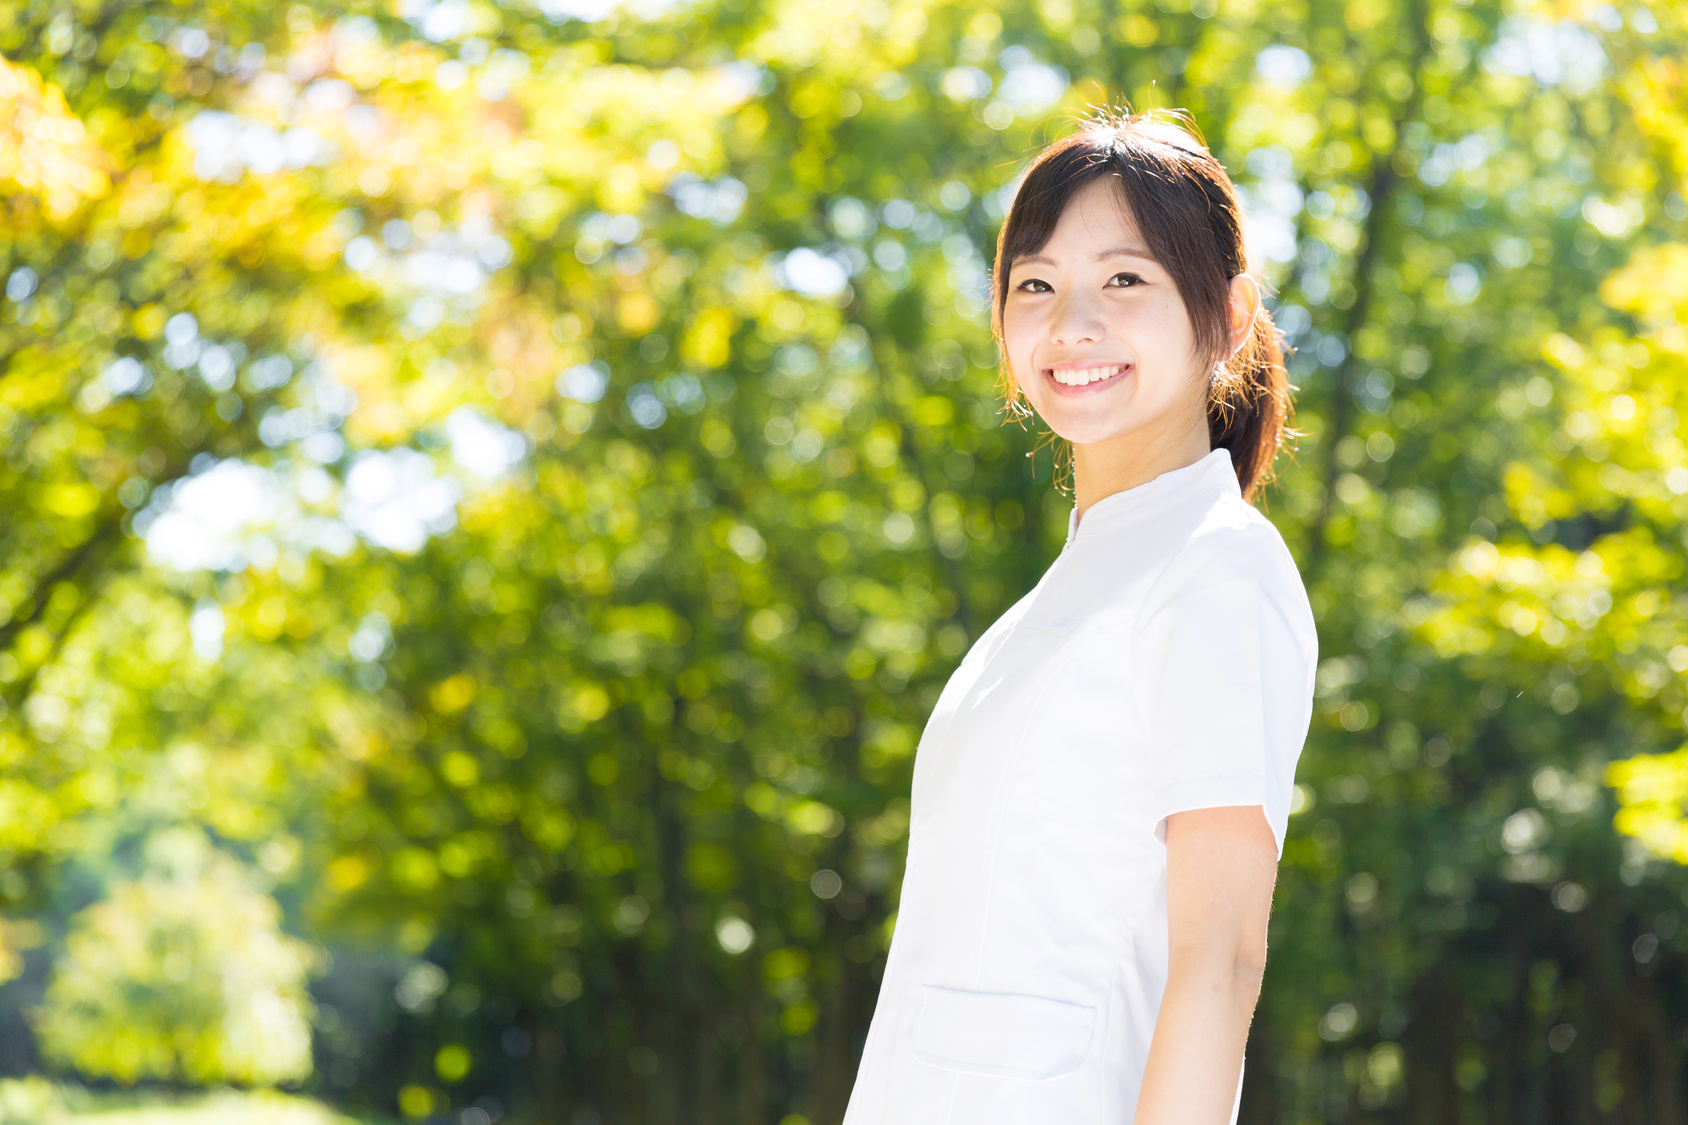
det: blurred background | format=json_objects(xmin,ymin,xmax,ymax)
[{"xmin": 2, "ymin": 0, "xmax": 1687, "ymax": 1122}]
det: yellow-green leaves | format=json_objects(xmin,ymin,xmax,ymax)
[
  {"xmin": 0, "ymin": 57, "xmax": 110, "ymax": 221},
  {"xmin": 37, "ymin": 840, "xmax": 315, "ymax": 1086},
  {"xmin": 1609, "ymin": 747, "xmax": 1688, "ymax": 864}
]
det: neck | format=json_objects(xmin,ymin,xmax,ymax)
[{"xmin": 1072, "ymin": 419, "xmax": 1213, "ymax": 524}]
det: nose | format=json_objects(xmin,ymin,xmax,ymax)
[{"xmin": 1048, "ymin": 288, "xmax": 1106, "ymax": 347}]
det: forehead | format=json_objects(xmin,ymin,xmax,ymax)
[
  {"xmin": 1010, "ymin": 176, "xmax": 1151, "ymax": 267},
  {"xmin": 1052, "ymin": 175, "xmax": 1141, "ymax": 235}
]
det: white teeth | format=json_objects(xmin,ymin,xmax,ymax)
[{"xmin": 1050, "ymin": 364, "xmax": 1125, "ymax": 386}]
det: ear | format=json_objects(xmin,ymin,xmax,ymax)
[{"xmin": 1226, "ymin": 274, "xmax": 1262, "ymax": 357}]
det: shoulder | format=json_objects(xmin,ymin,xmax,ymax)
[
  {"xmin": 1184, "ymin": 495, "xmax": 1300, "ymax": 579},
  {"xmin": 1144, "ymin": 495, "xmax": 1316, "ymax": 648}
]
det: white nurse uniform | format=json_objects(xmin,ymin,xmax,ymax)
[{"xmin": 843, "ymin": 447, "xmax": 1318, "ymax": 1125}]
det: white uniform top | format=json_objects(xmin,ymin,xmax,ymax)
[{"xmin": 843, "ymin": 448, "xmax": 1318, "ymax": 1125}]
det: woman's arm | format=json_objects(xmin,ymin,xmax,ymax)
[{"xmin": 1132, "ymin": 805, "xmax": 1281, "ymax": 1125}]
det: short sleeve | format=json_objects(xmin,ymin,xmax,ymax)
[{"xmin": 1133, "ymin": 567, "xmax": 1315, "ymax": 857}]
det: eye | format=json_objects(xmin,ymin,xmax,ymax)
[
  {"xmin": 1015, "ymin": 278, "xmax": 1052, "ymax": 293},
  {"xmin": 1108, "ymin": 271, "xmax": 1145, "ymax": 288}
]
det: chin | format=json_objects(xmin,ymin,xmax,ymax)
[
  {"xmin": 1046, "ymin": 420, "xmax": 1141, "ymax": 447},
  {"xmin": 1056, "ymin": 399, "xmax": 1208, "ymax": 453},
  {"xmin": 1030, "ymin": 401, "xmax": 1148, "ymax": 447}
]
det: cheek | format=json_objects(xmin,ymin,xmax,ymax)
[
  {"xmin": 1000, "ymin": 309, "xmax": 1039, "ymax": 377},
  {"xmin": 1130, "ymin": 298, "xmax": 1202, "ymax": 368},
  {"xmin": 1123, "ymin": 294, "xmax": 1186, "ymax": 341}
]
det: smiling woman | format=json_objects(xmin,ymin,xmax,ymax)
[
  {"xmin": 993, "ymin": 111, "xmax": 1291, "ymax": 510},
  {"xmin": 844, "ymin": 109, "xmax": 1316, "ymax": 1125}
]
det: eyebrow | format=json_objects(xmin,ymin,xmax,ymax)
[{"xmin": 1013, "ymin": 246, "xmax": 1158, "ymax": 268}]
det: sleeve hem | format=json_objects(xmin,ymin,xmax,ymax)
[{"xmin": 1150, "ymin": 773, "xmax": 1281, "ymax": 855}]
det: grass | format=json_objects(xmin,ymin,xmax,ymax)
[{"xmin": 0, "ymin": 1080, "xmax": 374, "ymax": 1125}]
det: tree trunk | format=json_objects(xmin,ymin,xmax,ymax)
[
  {"xmin": 655, "ymin": 715, "xmax": 699, "ymax": 1125},
  {"xmin": 1404, "ymin": 971, "xmax": 1462, "ymax": 1125},
  {"xmin": 1238, "ymin": 1005, "xmax": 1279, "ymax": 1125},
  {"xmin": 738, "ymin": 962, "xmax": 768, "ymax": 1125}
]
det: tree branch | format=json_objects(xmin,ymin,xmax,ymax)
[
  {"xmin": 1304, "ymin": 0, "xmax": 1433, "ymax": 571},
  {"xmin": 0, "ymin": 515, "xmax": 125, "ymax": 654}
]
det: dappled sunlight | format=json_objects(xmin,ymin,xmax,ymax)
[{"xmin": 4, "ymin": 0, "xmax": 1688, "ymax": 1119}]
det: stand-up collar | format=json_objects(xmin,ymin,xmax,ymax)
[{"xmin": 1065, "ymin": 448, "xmax": 1239, "ymax": 544}]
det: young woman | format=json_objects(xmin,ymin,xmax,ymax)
[{"xmin": 843, "ymin": 110, "xmax": 1318, "ymax": 1124}]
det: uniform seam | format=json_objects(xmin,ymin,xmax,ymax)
[
  {"xmin": 963, "ymin": 622, "xmax": 1089, "ymax": 992},
  {"xmin": 886, "ymin": 589, "xmax": 1042, "ymax": 1125},
  {"xmin": 909, "ymin": 599, "xmax": 1030, "ymax": 817}
]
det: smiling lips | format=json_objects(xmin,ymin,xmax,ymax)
[{"xmin": 1047, "ymin": 363, "xmax": 1130, "ymax": 388}]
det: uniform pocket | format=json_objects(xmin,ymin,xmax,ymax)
[{"xmin": 910, "ymin": 985, "xmax": 1097, "ymax": 1080}]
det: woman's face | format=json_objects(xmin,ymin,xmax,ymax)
[{"xmin": 1001, "ymin": 176, "xmax": 1209, "ymax": 451}]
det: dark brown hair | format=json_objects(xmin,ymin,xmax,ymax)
[{"xmin": 990, "ymin": 108, "xmax": 1292, "ymax": 501}]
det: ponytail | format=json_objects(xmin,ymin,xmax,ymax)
[{"xmin": 1209, "ymin": 301, "xmax": 1292, "ymax": 501}]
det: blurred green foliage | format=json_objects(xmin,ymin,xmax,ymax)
[
  {"xmin": 36, "ymin": 829, "xmax": 316, "ymax": 1087},
  {"xmin": 4, "ymin": 0, "xmax": 1688, "ymax": 1121}
]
